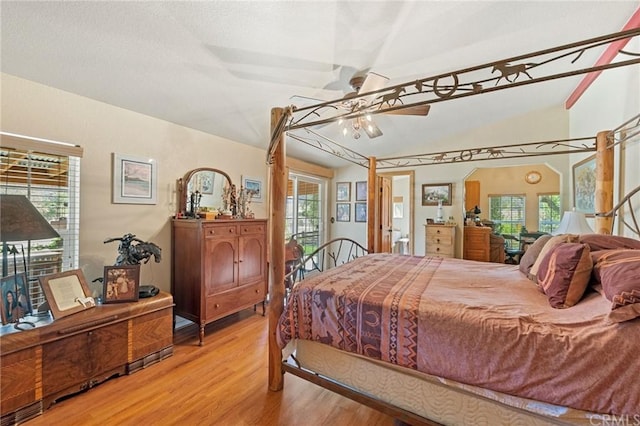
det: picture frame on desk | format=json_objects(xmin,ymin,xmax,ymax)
[
  {"xmin": 103, "ymin": 265, "xmax": 140, "ymax": 304},
  {"xmin": 1, "ymin": 273, "xmax": 30, "ymax": 325},
  {"xmin": 39, "ymin": 269, "xmax": 95, "ymax": 319}
]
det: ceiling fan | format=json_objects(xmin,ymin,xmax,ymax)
[{"xmin": 297, "ymin": 71, "xmax": 431, "ymax": 139}]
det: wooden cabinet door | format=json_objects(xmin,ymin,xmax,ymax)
[
  {"xmin": 239, "ymin": 234, "xmax": 266, "ymax": 285},
  {"xmin": 204, "ymin": 237, "xmax": 238, "ymax": 293}
]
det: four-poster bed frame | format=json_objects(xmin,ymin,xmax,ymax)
[{"xmin": 266, "ymin": 27, "xmax": 640, "ymax": 425}]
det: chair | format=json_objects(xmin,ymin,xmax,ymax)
[
  {"xmin": 503, "ymin": 234, "xmax": 524, "ymax": 264},
  {"xmin": 284, "ymin": 237, "xmax": 304, "ymax": 291}
]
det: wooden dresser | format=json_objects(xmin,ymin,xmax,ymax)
[
  {"xmin": 171, "ymin": 219, "xmax": 268, "ymax": 345},
  {"xmin": 463, "ymin": 226, "xmax": 492, "ymax": 262},
  {"xmin": 424, "ymin": 224, "xmax": 456, "ymax": 258},
  {"xmin": 0, "ymin": 292, "xmax": 174, "ymax": 425}
]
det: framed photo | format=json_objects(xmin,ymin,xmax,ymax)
[
  {"xmin": 355, "ymin": 202, "xmax": 367, "ymax": 222},
  {"xmin": 336, "ymin": 182, "xmax": 351, "ymax": 202},
  {"xmin": 336, "ymin": 203, "xmax": 351, "ymax": 222},
  {"xmin": 199, "ymin": 171, "xmax": 214, "ymax": 194},
  {"xmin": 355, "ymin": 181, "xmax": 367, "ymax": 201},
  {"xmin": 572, "ymin": 154, "xmax": 596, "ymax": 215},
  {"xmin": 242, "ymin": 176, "xmax": 263, "ymax": 202},
  {"xmin": 39, "ymin": 269, "xmax": 95, "ymax": 319},
  {"xmin": 422, "ymin": 183, "xmax": 452, "ymax": 206},
  {"xmin": 112, "ymin": 153, "xmax": 157, "ymax": 204},
  {"xmin": 103, "ymin": 265, "xmax": 140, "ymax": 303},
  {"xmin": 1, "ymin": 273, "xmax": 30, "ymax": 325}
]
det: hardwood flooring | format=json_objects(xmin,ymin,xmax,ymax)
[{"xmin": 24, "ymin": 310, "xmax": 394, "ymax": 426}]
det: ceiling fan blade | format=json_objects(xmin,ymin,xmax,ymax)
[
  {"xmin": 380, "ymin": 104, "xmax": 431, "ymax": 116},
  {"xmin": 363, "ymin": 118, "xmax": 383, "ymax": 139},
  {"xmin": 359, "ymin": 72, "xmax": 389, "ymax": 104}
]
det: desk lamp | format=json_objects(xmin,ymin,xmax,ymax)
[{"xmin": 1, "ymin": 194, "xmax": 60, "ymax": 326}]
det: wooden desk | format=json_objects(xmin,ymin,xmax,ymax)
[{"xmin": 0, "ymin": 292, "xmax": 174, "ymax": 425}]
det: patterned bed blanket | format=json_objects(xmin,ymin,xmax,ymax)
[{"xmin": 277, "ymin": 253, "xmax": 640, "ymax": 415}]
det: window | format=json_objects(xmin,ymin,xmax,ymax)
[
  {"xmin": 1, "ymin": 133, "xmax": 82, "ymax": 310},
  {"xmin": 489, "ymin": 195, "xmax": 525, "ymax": 248},
  {"xmin": 286, "ymin": 173, "xmax": 325, "ymax": 257},
  {"xmin": 538, "ymin": 193, "xmax": 561, "ymax": 233}
]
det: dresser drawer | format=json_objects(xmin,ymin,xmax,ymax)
[
  {"xmin": 203, "ymin": 224, "xmax": 237, "ymax": 238},
  {"xmin": 240, "ymin": 223, "xmax": 266, "ymax": 235},
  {"xmin": 205, "ymin": 282, "xmax": 265, "ymax": 321},
  {"xmin": 427, "ymin": 245, "xmax": 454, "ymax": 257}
]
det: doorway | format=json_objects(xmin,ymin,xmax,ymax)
[{"xmin": 377, "ymin": 171, "xmax": 415, "ymax": 254}]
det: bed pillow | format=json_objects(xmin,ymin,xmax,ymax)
[
  {"xmin": 519, "ymin": 234, "xmax": 552, "ymax": 279},
  {"xmin": 536, "ymin": 242, "xmax": 592, "ymax": 308},
  {"xmin": 593, "ymin": 249, "xmax": 640, "ymax": 323},
  {"xmin": 529, "ymin": 234, "xmax": 580, "ymax": 278},
  {"xmin": 579, "ymin": 234, "xmax": 640, "ymax": 251}
]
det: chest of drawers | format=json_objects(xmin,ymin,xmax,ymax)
[{"xmin": 424, "ymin": 224, "xmax": 456, "ymax": 258}]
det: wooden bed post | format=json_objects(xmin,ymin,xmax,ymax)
[
  {"xmin": 595, "ymin": 130, "xmax": 614, "ymax": 234},
  {"xmin": 268, "ymin": 107, "xmax": 286, "ymax": 391},
  {"xmin": 367, "ymin": 156, "xmax": 377, "ymax": 253}
]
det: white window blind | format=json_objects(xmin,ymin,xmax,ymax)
[{"xmin": 1, "ymin": 133, "xmax": 82, "ymax": 310}]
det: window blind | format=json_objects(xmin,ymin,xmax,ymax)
[{"xmin": 1, "ymin": 133, "xmax": 82, "ymax": 310}]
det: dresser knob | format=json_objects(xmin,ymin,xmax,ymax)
[
  {"xmin": 436, "ymin": 230, "xmax": 441, "ymax": 234},
  {"xmin": 255, "ymin": 289, "xmax": 260, "ymax": 294},
  {"xmin": 215, "ymin": 303, "xmax": 220, "ymax": 308},
  {"xmin": 437, "ymin": 239, "xmax": 440, "ymax": 243},
  {"xmin": 436, "ymin": 247, "xmax": 440, "ymax": 251}
]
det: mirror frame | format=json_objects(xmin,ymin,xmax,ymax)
[{"xmin": 177, "ymin": 167, "xmax": 232, "ymax": 214}]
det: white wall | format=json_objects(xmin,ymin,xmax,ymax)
[
  {"xmin": 1, "ymin": 73, "xmax": 269, "ymax": 295},
  {"xmin": 568, "ymin": 37, "xmax": 640, "ymax": 237}
]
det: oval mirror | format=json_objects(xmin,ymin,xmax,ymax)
[{"xmin": 178, "ymin": 168, "xmax": 232, "ymax": 215}]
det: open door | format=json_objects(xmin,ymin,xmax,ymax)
[{"xmin": 377, "ymin": 175, "xmax": 393, "ymax": 253}]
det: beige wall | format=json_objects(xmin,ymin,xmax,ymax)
[
  {"xmin": 466, "ymin": 164, "xmax": 560, "ymax": 232},
  {"xmin": 1, "ymin": 73, "xmax": 269, "ymax": 296}
]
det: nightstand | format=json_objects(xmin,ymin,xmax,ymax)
[{"xmin": 424, "ymin": 224, "xmax": 456, "ymax": 258}]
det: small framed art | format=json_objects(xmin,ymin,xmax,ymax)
[
  {"xmin": 355, "ymin": 181, "xmax": 367, "ymax": 201},
  {"xmin": 572, "ymin": 154, "xmax": 596, "ymax": 215},
  {"xmin": 336, "ymin": 203, "xmax": 351, "ymax": 222},
  {"xmin": 112, "ymin": 153, "xmax": 157, "ymax": 204},
  {"xmin": 103, "ymin": 265, "xmax": 140, "ymax": 303},
  {"xmin": 336, "ymin": 182, "xmax": 351, "ymax": 202},
  {"xmin": 242, "ymin": 175, "xmax": 263, "ymax": 202},
  {"xmin": 355, "ymin": 202, "xmax": 367, "ymax": 222},
  {"xmin": 421, "ymin": 183, "xmax": 452, "ymax": 206},
  {"xmin": 1, "ymin": 273, "xmax": 30, "ymax": 325},
  {"xmin": 39, "ymin": 269, "xmax": 95, "ymax": 319}
]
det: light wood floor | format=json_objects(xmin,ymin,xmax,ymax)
[{"xmin": 25, "ymin": 310, "xmax": 394, "ymax": 426}]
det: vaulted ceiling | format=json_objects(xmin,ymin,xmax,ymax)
[{"xmin": 1, "ymin": 1, "xmax": 638, "ymax": 167}]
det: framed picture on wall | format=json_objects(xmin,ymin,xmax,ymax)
[
  {"xmin": 355, "ymin": 202, "xmax": 367, "ymax": 222},
  {"xmin": 355, "ymin": 181, "xmax": 367, "ymax": 201},
  {"xmin": 336, "ymin": 182, "xmax": 351, "ymax": 201},
  {"xmin": 336, "ymin": 203, "xmax": 351, "ymax": 222},
  {"xmin": 421, "ymin": 183, "xmax": 452, "ymax": 206},
  {"xmin": 572, "ymin": 154, "xmax": 596, "ymax": 215},
  {"xmin": 112, "ymin": 153, "xmax": 157, "ymax": 204},
  {"xmin": 242, "ymin": 176, "xmax": 263, "ymax": 202}
]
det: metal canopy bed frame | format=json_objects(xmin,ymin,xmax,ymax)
[{"xmin": 266, "ymin": 28, "xmax": 640, "ymax": 425}]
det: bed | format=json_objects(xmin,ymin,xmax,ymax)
[
  {"xmin": 276, "ymin": 244, "xmax": 640, "ymax": 424},
  {"xmin": 265, "ymin": 32, "xmax": 640, "ymax": 424}
]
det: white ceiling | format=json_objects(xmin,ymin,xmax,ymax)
[{"xmin": 1, "ymin": 1, "xmax": 638, "ymax": 167}]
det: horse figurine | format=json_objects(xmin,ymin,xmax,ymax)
[
  {"xmin": 104, "ymin": 233, "xmax": 162, "ymax": 266},
  {"xmin": 491, "ymin": 61, "xmax": 533, "ymax": 86}
]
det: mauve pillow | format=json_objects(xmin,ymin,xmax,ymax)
[
  {"xmin": 530, "ymin": 234, "xmax": 580, "ymax": 278},
  {"xmin": 580, "ymin": 234, "xmax": 640, "ymax": 251},
  {"xmin": 536, "ymin": 242, "xmax": 592, "ymax": 308},
  {"xmin": 519, "ymin": 234, "xmax": 552, "ymax": 279},
  {"xmin": 593, "ymin": 249, "xmax": 640, "ymax": 323}
]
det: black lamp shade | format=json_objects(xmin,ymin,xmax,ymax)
[{"xmin": 0, "ymin": 194, "xmax": 60, "ymax": 242}]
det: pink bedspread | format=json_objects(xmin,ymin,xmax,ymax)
[{"xmin": 277, "ymin": 254, "xmax": 640, "ymax": 415}]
